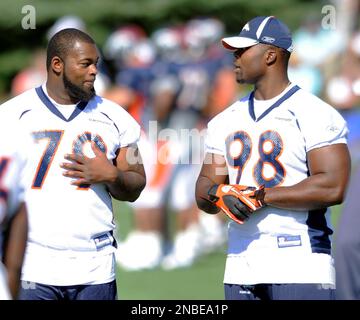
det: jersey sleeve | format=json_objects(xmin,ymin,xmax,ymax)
[
  {"xmin": 118, "ymin": 109, "xmax": 141, "ymax": 147},
  {"xmin": 204, "ymin": 117, "xmax": 225, "ymax": 155},
  {"xmin": 296, "ymin": 95, "xmax": 348, "ymax": 152}
]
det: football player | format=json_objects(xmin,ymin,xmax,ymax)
[
  {"xmin": 0, "ymin": 28, "xmax": 146, "ymax": 300},
  {"xmin": 196, "ymin": 16, "xmax": 351, "ymax": 300}
]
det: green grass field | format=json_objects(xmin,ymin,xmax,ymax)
[
  {"xmin": 113, "ymin": 200, "xmax": 343, "ymax": 300},
  {"xmin": 116, "ymin": 251, "xmax": 225, "ymax": 300},
  {"xmin": 113, "ymin": 200, "xmax": 226, "ymax": 300}
]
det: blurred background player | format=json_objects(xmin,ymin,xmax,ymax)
[
  {"xmin": 159, "ymin": 18, "xmax": 233, "ymax": 269},
  {"xmin": 104, "ymin": 19, "xmax": 235, "ymax": 271},
  {"xmin": 103, "ymin": 24, "xmax": 150, "ymax": 123},
  {"xmin": 103, "ymin": 25, "xmax": 174, "ymax": 270}
]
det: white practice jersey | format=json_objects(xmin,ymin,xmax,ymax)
[
  {"xmin": 0, "ymin": 85, "xmax": 140, "ymax": 285},
  {"xmin": 0, "ymin": 122, "xmax": 29, "ymax": 299},
  {"xmin": 205, "ymin": 84, "xmax": 348, "ymax": 285}
]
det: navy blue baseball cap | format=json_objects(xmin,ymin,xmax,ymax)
[{"xmin": 222, "ymin": 16, "xmax": 293, "ymax": 52}]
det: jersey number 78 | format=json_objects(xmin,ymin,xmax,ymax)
[{"xmin": 32, "ymin": 130, "xmax": 106, "ymax": 189}]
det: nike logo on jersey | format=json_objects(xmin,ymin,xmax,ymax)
[
  {"xmin": 88, "ymin": 118, "xmax": 113, "ymax": 126},
  {"xmin": 326, "ymin": 125, "xmax": 340, "ymax": 133},
  {"xmin": 274, "ymin": 116, "xmax": 292, "ymax": 122}
]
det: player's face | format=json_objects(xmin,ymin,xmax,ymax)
[
  {"xmin": 62, "ymin": 41, "xmax": 99, "ymax": 102},
  {"xmin": 233, "ymin": 44, "xmax": 267, "ymax": 84}
]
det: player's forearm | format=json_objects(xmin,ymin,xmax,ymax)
[
  {"xmin": 264, "ymin": 173, "xmax": 347, "ymax": 211},
  {"xmin": 3, "ymin": 204, "xmax": 28, "ymax": 299},
  {"xmin": 195, "ymin": 176, "xmax": 221, "ymax": 214},
  {"xmin": 7, "ymin": 269, "xmax": 21, "ymax": 299},
  {"xmin": 106, "ymin": 168, "xmax": 146, "ymax": 202}
]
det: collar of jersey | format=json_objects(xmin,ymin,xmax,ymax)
[
  {"xmin": 248, "ymin": 85, "xmax": 300, "ymax": 122},
  {"xmin": 35, "ymin": 86, "xmax": 88, "ymax": 122}
]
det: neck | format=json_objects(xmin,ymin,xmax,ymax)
[
  {"xmin": 253, "ymin": 74, "xmax": 290, "ymax": 100},
  {"xmin": 46, "ymin": 81, "xmax": 80, "ymax": 105}
]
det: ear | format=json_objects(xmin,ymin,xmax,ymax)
[
  {"xmin": 265, "ymin": 47, "xmax": 277, "ymax": 65},
  {"xmin": 50, "ymin": 56, "xmax": 63, "ymax": 74}
]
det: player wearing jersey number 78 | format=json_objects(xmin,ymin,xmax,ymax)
[
  {"xmin": 0, "ymin": 28, "xmax": 146, "ymax": 300},
  {"xmin": 195, "ymin": 16, "xmax": 351, "ymax": 300}
]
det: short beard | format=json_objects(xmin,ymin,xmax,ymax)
[{"xmin": 63, "ymin": 72, "xmax": 95, "ymax": 102}]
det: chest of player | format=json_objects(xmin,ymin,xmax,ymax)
[
  {"xmin": 221, "ymin": 107, "xmax": 308, "ymax": 187},
  {"xmin": 19, "ymin": 108, "xmax": 121, "ymax": 160}
]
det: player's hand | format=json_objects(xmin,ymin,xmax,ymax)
[
  {"xmin": 207, "ymin": 184, "xmax": 266, "ymax": 224},
  {"xmin": 60, "ymin": 142, "xmax": 117, "ymax": 186}
]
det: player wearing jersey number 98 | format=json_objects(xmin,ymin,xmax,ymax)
[
  {"xmin": 195, "ymin": 16, "xmax": 351, "ymax": 300},
  {"xmin": 0, "ymin": 28, "xmax": 146, "ymax": 300}
]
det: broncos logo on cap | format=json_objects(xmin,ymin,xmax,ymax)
[{"xmin": 242, "ymin": 23, "xmax": 250, "ymax": 32}]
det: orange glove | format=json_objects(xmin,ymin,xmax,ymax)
[{"xmin": 208, "ymin": 184, "xmax": 266, "ymax": 224}]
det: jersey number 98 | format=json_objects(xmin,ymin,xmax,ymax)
[{"xmin": 225, "ymin": 130, "xmax": 285, "ymax": 187}]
